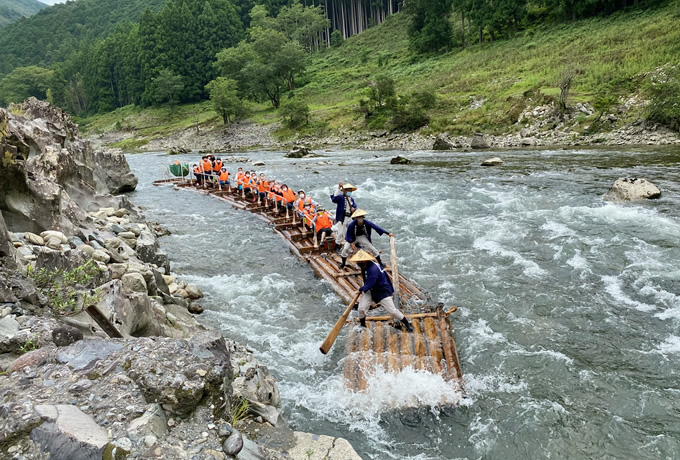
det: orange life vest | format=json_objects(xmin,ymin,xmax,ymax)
[
  {"xmin": 193, "ymin": 166, "xmax": 201, "ymax": 175},
  {"xmin": 202, "ymin": 159, "xmax": 212, "ymax": 173},
  {"xmin": 316, "ymin": 212, "xmax": 332, "ymax": 230},
  {"xmin": 213, "ymin": 160, "xmax": 223, "ymax": 172},
  {"xmin": 298, "ymin": 196, "xmax": 313, "ymax": 212},
  {"xmin": 243, "ymin": 176, "xmax": 251, "ymax": 188},
  {"xmin": 258, "ymin": 180, "xmax": 268, "ymax": 193},
  {"xmin": 282, "ymin": 189, "xmax": 295, "ymax": 204},
  {"xmin": 219, "ymin": 171, "xmax": 229, "ymax": 181}
]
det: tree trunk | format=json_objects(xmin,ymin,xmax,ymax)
[{"xmin": 461, "ymin": 12, "xmax": 465, "ymax": 48}]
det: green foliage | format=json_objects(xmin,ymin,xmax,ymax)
[
  {"xmin": 0, "ymin": 66, "xmax": 54, "ymax": 105},
  {"xmin": 25, "ymin": 259, "xmax": 103, "ymax": 316},
  {"xmin": 647, "ymin": 65, "xmax": 680, "ymax": 132},
  {"xmin": 19, "ymin": 333, "xmax": 39, "ymax": 354},
  {"xmin": 359, "ymin": 75, "xmax": 434, "ymax": 131},
  {"xmin": 215, "ymin": 27, "xmax": 305, "ymax": 108},
  {"xmin": 331, "ymin": 29, "xmax": 344, "ymax": 48},
  {"xmin": 230, "ymin": 396, "xmax": 250, "ymax": 426},
  {"xmin": 0, "ymin": 0, "xmax": 45, "ymax": 29},
  {"xmin": 280, "ymin": 97, "xmax": 310, "ymax": 129},
  {"xmin": 152, "ymin": 68, "xmax": 184, "ymax": 107},
  {"xmin": 205, "ymin": 77, "xmax": 245, "ymax": 124},
  {"xmin": 407, "ymin": 0, "xmax": 454, "ymax": 53}
]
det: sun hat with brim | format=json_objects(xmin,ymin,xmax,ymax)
[
  {"xmin": 348, "ymin": 250, "xmax": 376, "ymax": 263},
  {"xmin": 351, "ymin": 209, "xmax": 368, "ymax": 219},
  {"xmin": 343, "ymin": 183, "xmax": 357, "ymax": 192}
]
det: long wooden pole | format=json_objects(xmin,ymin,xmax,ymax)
[
  {"xmin": 389, "ymin": 236, "xmax": 400, "ymax": 308},
  {"xmin": 319, "ymin": 291, "xmax": 361, "ymax": 355}
]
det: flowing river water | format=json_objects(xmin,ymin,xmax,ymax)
[{"xmin": 126, "ymin": 146, "xmax": 680, "ymax": 460}]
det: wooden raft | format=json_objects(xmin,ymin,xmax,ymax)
[{"xmin": 153, "ymin": 178, "xmax": 464, "ymax": 397}]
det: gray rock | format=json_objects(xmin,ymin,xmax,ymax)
[
  {"xmin": 432, "ymin": 134, "xmax": 456, "ymax": 150},
  {"xmin": 122, "ymin": 273, "xmax": 147, "ymax": 293},
  {"xmin": 389, "ymin": 156, "xmax": 412, "ymax": 165},
  {"xmin": 470, "ymin": 133, "xmax": 490, "ymax": 149},
  {"xmin": 110, "ymin": 263, "xmax": 127, "ymax": 280},
  {"xmin": 30, "ymin": 405, "xmax": 111, "ymax": 460},
  {"xmin": 104, "ymin": 238, "xmax": 122, "ymax": 251},
  {"xmin": 247, "ymin": 401, "xmax": 287, "ymax": 428},
  {"xmin": 188, "ymin": 303, "xmax": 204, "ymax": 314},
  {"xmin": 185, "ymin": 285, "xmax": 204, "ymax": 300},
  {"xmin": 52, "ymin": 325, "xmax": 84, "ymax": 347},
  {"xmin": 40, "ymin": 231, "xmax": 67, "ymax": 244},
  {"xmin": 56, "ymin": 339, "xmax": 124, "ymax": 370},
  {"xmin": 604, "ymin": 177, "xmax": 662, "ymax": 201},
  {"xmin": 91, "ymin": 250, "xmax": 110, "ymax": 263},
  {"xmin": 127, "ymin": 404, "xmax": 168, "ymax": 442},
  {"xmin": 153, "ymin": 269, "xmax": 170, "ymax": 296},
  {"xmin": 77, "ymin": 245, "xmax": 95, "ymax": 256},
  {"xmin": 25, "ymin": 232, "xmax": 45, "ymax": 246},
  {"xmin": 0, "ymin": 315, "xmax": 20, "ymax": 338},
  {"xmin": 117, "ymin": 231, "xmax": 136, "ymax": 240},
  {"xmin": 520, "ymin": 137, "xmax": 537, "ymax": 146},
  {"xmin": 8, "ymin": 348, "xmax": 51, "ymax": 372},
  {"xmin": 109, "ymin": 224, "xmax": 126, "ymax": 234},
  {"xmin": 239, "ymin": 438, "xmax": 266, "ymax": 460},
  {"xmin": 87, "ymin": 233, "xmax": 105, "ymax": 247},
  {"xmin": 67, "ymin": 236, "xmax": 86, "ymax": 248},
  {"xmin": 252, "ymin": 161, "xmax": 265, "ymax": 167},
  {"xmin": 222, "ymin": 428, "xmax": 244, "ymax": 456},
  {"xmin": 289, "ymin": 432, "xmax": 362, "ymax": 460},
  {"xmin": 285, "ymin": 145, "xmax": 316, "ymax": 158},
  {"xmin": 136, "ymin": 231, "xmax": 170, "ymax": 274},
  {"xmin": 46, "ymin": 237, "xmax": 63, "ymax": 250},
  {"xmin": 481, "ymin": 157, "xmax": 503, "ymax": 166}
]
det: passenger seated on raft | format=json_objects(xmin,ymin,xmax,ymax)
[
  {"xmin": 235, "ymin": 168, "xmax": 244, "ymax": 191},
  {"xmin": 192, "ymin": 164, "xmax": 203, "ymax": 186},
  {"xmin": 295, "ymin": 190, "xmax": 317, "ymax": 219},
  {"xmin": 241, "ymin": 172, "xmax": 252, "ymax": 195},
  {"xmin": 281, "ymin": 184, "xmax": 296, "ymax": 212},
  {"xmin": 219, "ymin": 168, "xmax": 230, "ymax": 187},
  {"xmin": 257, "ymin": 173, "xmax": 268, "ymax": 203},
  {"xmin": 312, "ymin": 207, "xmax": 334, "ymax": 241}
]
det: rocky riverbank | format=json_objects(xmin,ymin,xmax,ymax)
[
  {"xmin": 0, "ymin": 99, "xmax": 362, "ymax": 459},
  {"xmin": 87, "ymin": 99, "xmax": 679, "ymax": 154}
]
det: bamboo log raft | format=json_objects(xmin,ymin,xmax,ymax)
[{"xmin": 153, "ymin": 178, "xmax": 464, "ymax": 400}]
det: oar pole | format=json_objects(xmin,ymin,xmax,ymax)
[
  {"xmin": 389, "ymin": 235, "xmax": 400, "ymax": 309},
  {"xmin": 319, "ymin": 291, "xmax": 361, "ymax": 355}
]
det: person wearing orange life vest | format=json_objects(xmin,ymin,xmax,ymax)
[
  {"xmin": 241, "ymin": 172, "xmax": 252, "ymax": 194},
  {"xmin": 201, "ymin": 156, "xmax": 213, "ymax": 179},
  {"xmin": 192, "ymin": 164, "xmax": 203, "ymax": 186},
  {"xmin": 312, "ymin": 207, "xmax": 334, "ymax": 242},
  {"xmin": 281, "ymin": 184, "xmax": 296, "ymax": 212},
  {"xmin": 257, "ymin": 173, "xmax": 269, "ymax": 202},
  {"xmin": 213, "ymin": 157, "xmax": 223, "ymax": 174},
  {"xmin": 295, "ymin": 190, "xmax": 317, "ymax": 218},
  {"xmin": 235, "ymin": 168, "xmax": 245, "ymax": 191},
  {"xmin": 218, "ymin": 168, "xmax": 230, "ymax": 187}
]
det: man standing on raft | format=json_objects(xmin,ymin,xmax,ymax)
[
  {"xmin": 348, "ymin": 250, "xmax": 414, "ymax": 332},
  {"xmin": 340, "ymin": 209, "xmax": 390, "ymax": 269},
  {"xmin": 331, "ymin": 183, "xmax": 357, "ymax": 247}
]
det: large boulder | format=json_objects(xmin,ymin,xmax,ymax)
[
  {"xmin": 481, "ymin": 157, "xmax": 503, "ymax": 166},
  {"xmin": 136, "ymin": 231, "xmax": 170, "ymax": 274},
  {"xmin": 0, "ymin": 210, "xmax": 14, "ymax": 258},
  {"xmin": 0, "ymin": 99, "xmax": 138, "ymax": 235},
  {"xmin": 470, "ymin": 133, "xmax": 491, "ymax": 149},
  {"xmin": 285, "ymin": 145, "xmax": 317, "ymax": 158},
  {"xmin": 30, "ymin": 405, "xmax": 112, "ymax": 459},
  {"xmin": 432, "ymin": 134, "xmax": 456, "ymax": 150},
  {"xmin": 604, "ymin": 178, "xmax": 662, "ymax": 201},
  {"xmin": 390, "ymin": 156, "xmax": 412, "ymax": 165}
]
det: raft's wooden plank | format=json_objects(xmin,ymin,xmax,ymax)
[
  {"xmin": 373, "ymin": 321, "xmax": 385, "ymax": 372},
  {"xmin": 356, "ymin": 328, "xmax": 373, "ymax": 392},
  {"xmin": 437, "ymin": 308, "xmax": 458, "ymax": 381},
  {"xmin": 385, "ymin": 326, "xmax": 401, "ymax": 374},
  {"xmin": 343, "ymin": 327, "xmax": 358, "ymax": 391},
  {"xmin": 412, "ymin": 319, "xmax": 430, "ymax": 372},
  {"xmin": 423, "ymin": 317, "xmax": 443, "ymax": 375}
]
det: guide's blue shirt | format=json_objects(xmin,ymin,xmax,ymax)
[
  {"xmin": 330, "ymin": 193, "xmax": 357, "ymax": 222},
  {"xmin": 360, "ymin": 261, "xmax": 394, "ymax": 302},
  {"xmin": 345, "ymin": 219, "xmax": 387, "ymax": 244}
]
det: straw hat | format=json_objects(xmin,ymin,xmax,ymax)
[
  {"xmin": 351, "ymin": 209, "xmax": 368, "ymax": 219},
  {"xmin": 348, "ymin": 249, "xmax": 376, "ymax": 263},
  {"xmin": 343, "ymin": 183, "xmax": 357, "ymax": 192}
]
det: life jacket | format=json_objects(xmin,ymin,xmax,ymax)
[
  {"xmin": 275, "ymin": 187, "xmax": 283, "ymax": 201},
  {"xmin": 282, "ymin": 189, "xmax": 295, "ymax": 204},
  {"xmin": 202, "ymin": 159, "xmax": 212, "ymax": 173},
  {"xmin": 219, "ymin": 171, "xmax": 229, "ymax": 181},
  {"xmin": 258, "ymin": 180, "xmax": 268, "ymax": 193},
  {"xmin": 193, "ymin": 166, "xmax": 201, "ymax": 175},
  {"xmin": 213, "ymin": 160, "xmax": 223, "ymax": 172},
  {"xmin": 236, "ymin": 173, "xmax": 244, "ymax": 185},
  {"xmin": 316, "ymin": 212, "xmax": 332, "ymax": 230},
  {"xmin": 243, "ymin": 176, "xmax": 251, "ymax": 188},
  {"xmin": 298, "ymin": 196, "xmax": 313, "ymax": 212}
]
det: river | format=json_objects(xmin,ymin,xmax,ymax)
[{"xmin": 126, "ymin": 146, "xmax": 680, "ymax": 460}]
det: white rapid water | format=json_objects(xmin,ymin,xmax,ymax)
[{"xmin": 127, "ymin": 145, "xmax": 680, "ymax": 459}]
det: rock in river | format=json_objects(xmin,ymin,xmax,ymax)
[
  {"xmin": 603, "ymin": 177, "xmax": 662, "ymax": 201},
  {"xmin": 390, "ymin": 156, "xmax": 412, "ymax": 165},
  {"xmin": 481, "ymin": 157, "xmax": 503, "ymax": 166}
]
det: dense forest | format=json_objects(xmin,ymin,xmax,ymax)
[
  {"xmin": 0, "ymin": 0, "xmax": 45, "ymax": 28},
  {"xmin": 0, "ymin": 0, "xmax": 671, "ymax": 123}
]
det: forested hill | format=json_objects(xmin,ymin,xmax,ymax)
[
  {"xmin": 0, "ymin": 0, "xmax": 169, "ymax": 75},
  {"xmin": 0, "ymin": 0, "xmax": 45, "ymax": 28}
]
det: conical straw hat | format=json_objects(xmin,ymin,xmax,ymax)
[
  {"xmin": 343, "ymin": 183, "xmax": 357, "ymax": 192},
  {"xmin": 351, "ymin": 209, "xmax": 368, "ymax": 219},
  {"xmin": 348, "ymin": 249, "xmax": 376, "ymax": 263}
]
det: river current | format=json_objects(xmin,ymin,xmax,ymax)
[{"xmin": 126, "ymin": 146, "xmax": 680, "ymax": 460}]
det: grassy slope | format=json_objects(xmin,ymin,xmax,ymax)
[
  {"xmin": 0, "ymin": 0, "xmax": 45, "ymax": 28},
  {"xmin": 82, "ymin": 1, "xmax": 680, "ymax": 145}
]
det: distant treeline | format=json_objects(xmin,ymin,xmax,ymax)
[{"xmin": 0, "ymin": 0, "xmax": 666, "ymax": 114}]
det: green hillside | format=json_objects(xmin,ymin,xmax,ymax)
[
  {"xmin": 81, "ymin": 1, "xmax": 680, "ymax": 145},
  {"xmin": 0, "ymin": 0, "xmax": 45, "ymax": 28},
  {"xmin": 0, "ymin": 0, "xmax": 169, "ymax": 76}
]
